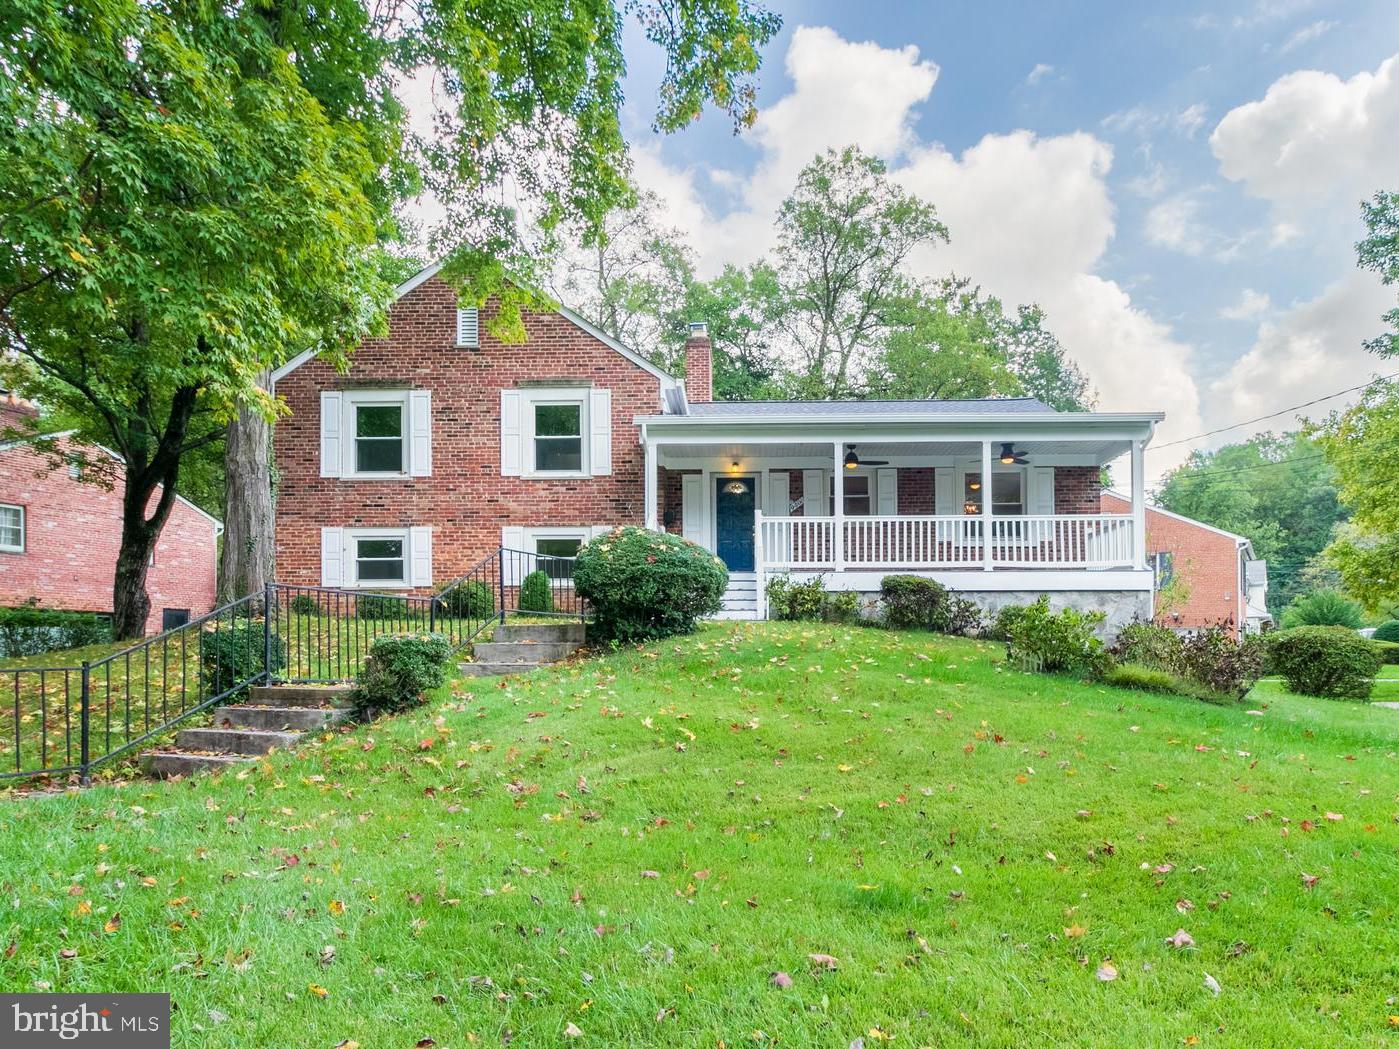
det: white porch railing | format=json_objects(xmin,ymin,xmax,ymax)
[{"xmin": 757, "ymin": 514, "xmax": 1136, "ymax": 571}]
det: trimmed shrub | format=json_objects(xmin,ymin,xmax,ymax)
[
  {"xmin": 438, "ymin": 579, "xmax": 495, "ymax": 620},
  {"xmin": 350, "ymin": 633, "xmax": 453, "ymax": 719},
  {"xmin": 200, "ymin": 622, "xmax": 286, "ymax": 700},
  {"xmin": 1002, "ymin": 597, "xmax": 1109, "ymax": 678},
  {"xmin": 1177, "ymin": 624, "xmax": 1265, "ymax": 701},
  {"xmin": 357, "ymin": 594, "xmax": 409, "ymax": 620},
  {"xmin": 1109, "ymin": 620, "xmax": 1183, "ymax": 672},
  {"xmin": 766, "ymin": 575, "xmax": 863, "ymax": 624},
  {"xmin": 1104, "ymin": 663, "xmax": 1180, "ymax": 694},
  {"xmin": 1279, "ymin": 589, "xmax": 1365, "ymax": 630},
  {"xmin": 1373, "ymin": 639, "xmax": 1399, "ymax": 665},
  {"xmin": 289, "ymin": 594, "xmax": 320, "ymax": 616},
  {"xmin": 879, "ymin": 575, "xmax": 983, "ymax": 636},
  {"xmin": 1268, "ymin": 626, "xmax": 1384, "ymax": 700},
  {"xmin": 573, "ymin": 527, "xmax": 727, "ymax": 642},
  {"xmin": 1372, "ymin": 620, "xmax": 1399, "ymax": 643},
  {"xmin": 518, "ymin": 570, "xmax": 554, "ymax": 614},
  {"xmin": 0, "ymin": 603, "xmax": 110, "ymax": 657}
]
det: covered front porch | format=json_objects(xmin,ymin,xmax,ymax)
[{"xmin": 636, "ymin": 403, "xmax": 1162, "ymax": 619}]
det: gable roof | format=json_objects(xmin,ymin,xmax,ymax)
[
  {"xmin": 270, "ymin": 260, "xmax": 682, "ymax": 387},
  {"xmin": 1106, "ymin": 489, "xmax": 1252, "ymax": 553},
  {"xmin": 0, "ymin": 429, "xmax": 223, "ymax": 530}
]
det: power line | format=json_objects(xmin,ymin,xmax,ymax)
[{"xmin": 1149, "ymin": 371, "xmax": 1399, "ymax": 451}]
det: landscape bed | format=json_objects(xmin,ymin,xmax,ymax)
[{"xmin": 0, "ymin": 621, "xmax": 1395, "ymax": 1047}]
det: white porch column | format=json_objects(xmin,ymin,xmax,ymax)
[
  {"xmin": 832, "ymin": 441, "xmax": 845, "ymax": 571},
  {"xmin": 643, "ymin": 437, "xmax": 659, "ymax": 531},
  {"xmin": 1130, "ymin": 438, "xmax": 1147, "ymax": 570},
  {"xmin": 981, "ymin": 439, "xmax": 994, "ymax": 572}
]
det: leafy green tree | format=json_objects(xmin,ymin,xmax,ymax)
[
  {"xmin": 768, "ymin": 146, "xmax": 949, "ymax": 399},
  {"xmin": 1278, "ymin": 589, "xmax": 1365, "ymax": 630},
  {"xmin": 1155, "ymin": 432, "xmax": 1343, "ymax": 613},
  {"xmin": 865, "ymin": 289, "xmax": 1017, "ymax": 399},
  {"xmin": 669, "ymin": 263, "xmax": 786, "ymax": 400},
  {"xmin": 0, "ymin": 0, "xmax": 780, "ymax": 634},
  {"xmin": 1357, "ymin": 190, "xmax": 1399, "ymax": 358}
]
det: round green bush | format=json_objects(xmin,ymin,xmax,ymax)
[
  {"xmin": 1279, "ymin": 589, "xmax": 1365, "ymax": 630},
  {"xmin": 357, "ymin": 593, "xmax": 409, "ymax": 620},
  {"xmin": 350, "ymin": 633, "xmax": 452, "ymax": 719},
  {"xmin": 1267, "ymin": 626, "xmax": 1383, "ymax": 700},
  {"xmin": 1372, "ymin": 619, "xmax": 1399, "ymax": 643},
  {"xmin": 573, "ymin": 527, "xmax": 727, "ymax": 642},
  {"xmin": 289, "ymin": 594, "xmax": 321, "ymax": 616},
  {"xmin": 437, "ymin": 579, "xmax": 494, "ymax": 619},
  {"xmin": 518, "ymin": 570, "xmax": 554, "ymax": 614}
]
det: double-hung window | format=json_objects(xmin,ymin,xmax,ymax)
[
  {"xmin": 535, "ymin": 536, "xmax": 583, "ymax": 581},
  {"xmin": 963, "ymin": 471, "xmax": 1025, "ymax": 515},
  {"xmin": 0, "ymin": 504, "xmax": 23, "ymax": 552},
  {"xmin": 533, "ymin": 402, "xmax": 584, "ymax": 474},
  {"xmin": 354, "ymin": 535, "xmax": 406, "ymax": 585},
  {"xmin": 354, "ymin": 400, "xmax": 405, "ymax": 475}
]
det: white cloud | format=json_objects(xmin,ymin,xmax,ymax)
[
  {"xmin": 1210, "ymin": 270, "xmax": 1393, "ymax": 428},
  {"xmin": 1026, "ymin": 63, "xmax": 1055, "ymax": 87},
  {"xmin": 1102, "ymin": 103, "xmax": 1210, "ymax": 140},
  {"xmin": 1144, "ymin": 193, "xmax": 1207, "ymax": 255},
  {"xmin": 1219, "ymin": 288, "xmax": 1273, "ymax": 320},
  {"xmin": 1278, "ymin": 18, "xmax": 1338, "ymax": 53},
  {"xmin": 1176, "ymin": 103, "xmax": 1208, "ymax": 138},
  {"xmin": 631, "ymin": 28, "xmax": 1206, "ymax": 452},
  {"xmin": 1210, "ymin": 53, "xmax": 1399, "ymax": 216}
]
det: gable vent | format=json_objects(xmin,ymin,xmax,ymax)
[{"xmin": 455, "ymin": 307, "xmax": 479, "ymax": 348}]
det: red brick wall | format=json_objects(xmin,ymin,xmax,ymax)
[
  {"xmin": 896, "ymin": 467, "xmax": 934, "ymax": 514},
  {"xmin": 659, "ymin": 468, "xmax": 692, "ymax": 535},
  {"xmin": 684, "ymin": 336, "xmax": 712, "ymax": 403},
  {"xmin": 0, "ymin": 437, "xmax": 218, "ymax": 633},
  {"xmin": 1055, "ymin": 467, "xmax": 1102, "ymax": 513},
  {"xmin": 1102, "ymin": 492, "xmax": 1242, "ymax": 636},
  {"xmin": 273, "ymin": 276, "xmax": 666, "ymax": 590}
]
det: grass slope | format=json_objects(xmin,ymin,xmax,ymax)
[{"xmin": 1, "ymin": 622, "xmax": 1396, "ymax": 1048}]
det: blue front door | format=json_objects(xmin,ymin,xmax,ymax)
[{"xmin": 715, "ymin": 476, "xmax": 756, "ymax": 572}]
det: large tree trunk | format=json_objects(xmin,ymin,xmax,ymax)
[
  {"xmin": 111, "ymin": 515, "xmax": 158, "ymax": 640},
  {"xmin": 217, "ymin": 404, "xmax": 274, "ymax": 602}
]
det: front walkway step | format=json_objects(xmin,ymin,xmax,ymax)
[
  {"xmin": 247, "ymin": 684, "xmax": 354, "ymax": 708},
  {"xmin": 174, "ymin": 727, "xmax": 302, "ymax": 756},
  {"xmin": 472, "ymin": 640, "xmax": 579, "ymax": 664},
  {"xmin": 457, "ymin": 661, "xmax": 547, "ymax": 678},
  {"xmin": 145, "ymin": 751, "xmax": 254, "ymax": 778},
  {"xmin": 493, "ymin": 622, "xmax": 586, "ymax": 644},
  {"xmin": 218, "ymin": 706, "xmax": 352, "ymax": 731}
]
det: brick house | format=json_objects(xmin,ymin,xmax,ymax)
[
  {"xmin": 271, "ymin": 261, "xmax": 1166, "ymax": 631},
  {"xmin": 1101, "ymin": 491, "xmax": 1270, "ymax": 637},
  {"xmin": 0, "ymin": 400, "xmax": 222, "ymax": 634}
]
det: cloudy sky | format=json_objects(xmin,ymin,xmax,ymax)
[{"xmin": 600, "ymin": 0, "xmax": 1399, "ymax": 481}]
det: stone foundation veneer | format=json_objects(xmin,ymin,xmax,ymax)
[{"xmin": 840, "ymin": 587, "xmax": 1151, "ymax": 638}]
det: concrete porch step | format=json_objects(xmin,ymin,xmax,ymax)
[
  {"xmin": 472, "ymin": 640, "xmax": 579, "ymax": 664},
  {"xmin": 174, "ymin": 727, "xmax": 302, "ymax": 756},
  {"xmin": 247, "ymin": 684, "xmax": 354, "ymax": 708},
  {"xmin": 217, "ymin": 705, "xmax": 352, "ymax": 731},
  {"xmin": 145, "ymin": 751, "xmax": 254, "ymax": 778},
  {"xmin": 493, "ymin": 622, "xmax": 586, "ymax": 644}
]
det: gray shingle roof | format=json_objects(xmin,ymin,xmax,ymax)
[{"xmin": 683, "ymin": 396, "xmax": 1056, "ymax": 417}]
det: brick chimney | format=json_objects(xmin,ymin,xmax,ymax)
[
  {"xmin": 0, "ymin": 391, "xmax": 38, "ymax": 436},
  {"xmin": 684, "ymin": 322, "xmax": 712, "ymax": 404}
]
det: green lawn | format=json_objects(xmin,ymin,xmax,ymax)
[{"xmin": 1, "ymin": 622, "xmax": 1396, "ymax": 1047}]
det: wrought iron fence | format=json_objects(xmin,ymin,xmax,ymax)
[{"xmin": 0, "ymin": 546, "xmax": 587, "ymax": 784}]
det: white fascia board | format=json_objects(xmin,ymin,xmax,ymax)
[{"xmin": 635, "ymin": 410, "xmax": 1164, "ymax": 427}]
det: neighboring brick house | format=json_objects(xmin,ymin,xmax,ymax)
[
  {"xmin": 1101, "ymin": 491, "xmax": 1270, "ymax": 637},
  {"xmin": 271, "ymin": 260, "xmax": 1166, "ymax": 628},
  {"xmin": 0, "ymin": 400, "xmax": 222, "ymax": 634}
]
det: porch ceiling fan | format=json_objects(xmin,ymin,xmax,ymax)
[
  {"xmin": 843, "ymin": 444, "xmax": 889, "ymax": 469},
  {"xmin": 997, "ymin": 442, "xmax": 1030, "ymax": 465}
]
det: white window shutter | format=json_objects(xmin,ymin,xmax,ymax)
[
  {"xmin": 934, "ymin": 467, "xmax": 955, "ymax": 515},
  {"xmin": 589, "ymin": 388, "xmax": 612, "ymax": 475},
  {"xmin": 409, "ymin": 526, "xmax": 433, "ymax": 586},
  {"xmin": 802, "ymin": 469, "xmax": 825, "ymax": 516},
  {"xmin": 456, "ymin": 307, "xmax": 479, "ymax": 348},
  {"xmin": 320, "ymin": 527, "xmax": 345, "ymax": 586},
  {"xmin": 320, "ymin": 392, "xmax": 343, "ymax": 478},
  {"xmin": 501, "ymin": 526, "xmax": 526, "ymax": 586},
  {"xmin": 764, "ymin": 471, "xmax": 790, "ymax": 517},
  {"xmin": 408, "ymin": 390, "xmax": 432, "ymax": 477},
  {"xmin": 1031, "ymin": 467, "xmax": 1056, "ymax": 515},
  {"xmin": 681, "ymin": 473, "xmax": 703, "ymax": 545},
  {"xmin": 500, "ymin": 390, "xmax": 523, "ymax": 475},
  {"xmin": 876, "ymin": 468, "xmax": 898, "ymax": 515}
]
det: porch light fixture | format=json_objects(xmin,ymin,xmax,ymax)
[
  {"xmin": 723, "ymin": 480, "xmax": 747, "ymax": 495},
  {"xmin": 968, "ymin": 480, "xmax": 981, "ymax": 491},
  {"xmin": 998, "ymin": 442, "xmax": 1029, "ymax": 465},
  {"xmin": 843, "ymin": 447, "xmax": 858, "ymax": 469}
]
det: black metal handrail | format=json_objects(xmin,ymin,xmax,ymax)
[{"xmin": 1, "ymin": 546, "xmax": 588, "ymax": 785}]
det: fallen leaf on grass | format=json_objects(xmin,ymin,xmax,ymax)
[
  {"xmin": 1301, "ymin": 872, "xmax": 1319, "ymax": 890},
  {"xmin": 1203, "ymin": 973, "xmax": 1221, "ymax": 996},
  {"xmin": 1165, "ymin": 929, "xmax": 1195, "ymax": 949},
  {"xmin": 808, "ymin": 953, "xmax": 839, "ymax": 970},
  {"xmin": 307, "ymin": 983, "xmax": 329, "ymax": 998},
  {"xmin": 1095, "ymin": 961, "xmax": 1118, "ymax": 982},
  {"xmin": 770, "ymin": 972, "xmax": 793, "ymax": 988},
  {"xmin": 564, "ymin": 1022, "xmax": 583, "ymax": 1038},
  {"xmin": 328, "ymin": 899, "xmax": 346, "ymax": 916},
  {"xmin": 103, "ymin": 913, "xmax": 121, "ymax": 934},
  {"xmin": 1064, "ymin": 924, "xmax": 1086, "ymax": 939}
]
